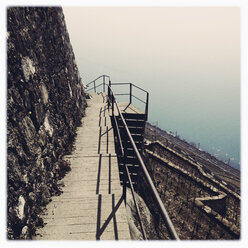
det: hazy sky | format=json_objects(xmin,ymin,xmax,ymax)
[{"xmin": 63, "ymin": 7, "xmax": 240, "ymax": 166}]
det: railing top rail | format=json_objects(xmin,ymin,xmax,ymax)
[
  {"xmin": 110, "ymin": 82, "xmax": 131, "ymax": 85},
  {"xmin": 111, "ymin": 82, "xmax": 149, "ymax": 94},
  {"xmin": 86, "ymin": 75, "xmax": 110, "ymax": 87},
  {"xmin": 132, "ymin": 84, "xmax": 149, "ymax": 94},
  {"xmin": 114, "ymin": 93, "xmax": 130, "ymax": 96}
]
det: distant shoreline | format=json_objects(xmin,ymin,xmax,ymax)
[{"xmin": 144, "ymin": 122, "xmax": 240, "ymax": 179}]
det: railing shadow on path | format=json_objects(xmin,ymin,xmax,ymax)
[
  {"xmin": 87, "ymin": 75, "xmax": 179, "ymax": 240},
  {"xmin": 96, "ymin": 194, "xmax": 123, "ymax": 240}
]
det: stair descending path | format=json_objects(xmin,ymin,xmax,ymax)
[{"xmin": 34, "ymin": 93, "xmax": 131, "ymax": 240}]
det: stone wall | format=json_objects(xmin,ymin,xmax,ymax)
[
  {"xmin": 7, "ymin": 7, "xmax": 87, "ymax": 239},
  {"xmin": 137, "ymin": 142, "xmax": 240, "ymax": 239}
]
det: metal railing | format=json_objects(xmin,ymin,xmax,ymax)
[
  {"xmin": 108, "ymin": 87, "xmax": 147, "ymax": 240},
  {"xmin": 86, "ymin": 76, "xmax": 149, "ymax": 120},
  {"xmin": 86, "ymin": 75, "xmax": 110, "ymax": 93},
  {"xmin": 86, "ymin": 75, "xmax": 179, "ymax": 240}
]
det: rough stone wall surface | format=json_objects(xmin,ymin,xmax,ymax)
[
  {"xmin": 139, "ymin": 147, "xmax": 240, "ymax": 239},
  {"xmin": 7, "ymin": 7, "xmax": 87, "ymax": 239}
]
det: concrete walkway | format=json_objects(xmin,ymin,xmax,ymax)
[{"xmin": 34, "ymin": 93, "xmax": 131, "ymax": 240}]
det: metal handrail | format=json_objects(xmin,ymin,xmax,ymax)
[
  {"xmin": 111, "ymin": 82, "xmax": 149, "ymax": 94},
  {"xmin": 107, "ymin": 86, "xmax": 147, "ymax": 239},
  {"xmin": 87, "ymin": 83, "xmax": 104, "ymax": 92},
  {"xmin": 132, "ymin": 83, "xmax": 149, "ymax": 94},
  {"xmin": 86, "ymin": 75, "xmax": 110, "ymax": 93},
  {"xmin": 114, "ymin": 93, "xmax": 130, "ymax": 96},
  {"xmin": 86, "ymin": 78, "xmax": 149, "ymax": 120},
  {"xmin": 114, "ymin": 97, "xmax": 179, "ymax": 240},
  {"xmin": 132, "ymin": 94, "xmax": 147, "ymax": 104},
  {"xmin": 86, "ymin": 75, "xmax": 110, "ymax": 87},
  {"xmin": 87, "ymin": 75, "xmax": 179, "ymax": 240}
]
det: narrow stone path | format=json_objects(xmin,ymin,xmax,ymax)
[{"xmin": 34, "ymin": 93, "xmax": 130, "ymax": 240}]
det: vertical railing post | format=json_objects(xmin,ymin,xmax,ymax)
[
  {"xmin": 112, "ymin": 92, "xmax": 114, "ymax": 116},
  {"xmin": 145, "ymin": 92, "xmax": 149, "ymax": 121},
  {"xmin": 130, "ymin": 83, "xmax": 132, "ymax": 104},
  {"xmin": 103, "ymin": 75, "xmax": 105, "ymax": 93},
  {"xmin": 94, "ymin": 80, "xmax": 96, "ymax": 93},
  {"xmin": 123, "ymin": 170, "xmax": 127, "ymax": 204},
  {"xmin": 123, "ymin": 140, "xmax": 127, "ymax": 204},
  {"xmin": 107, "ymin": 87, "xmax": 110, "ymax": 111},
  {"xmin": 108, "ymin": 80, "xmax": 111, "ymax": 110}
]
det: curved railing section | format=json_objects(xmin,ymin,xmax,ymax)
[{"xmin": 86, "ymin": 75, "xmax": 179, "ymax": 240}]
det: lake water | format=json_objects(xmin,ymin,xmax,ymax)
[
  {"xmin": 142, "ymin": 81, "xmax": 240, "ymax": 170},
  {"xmin": 149, "ymin": 104, "xmax": 240, "ymax": 170}
]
